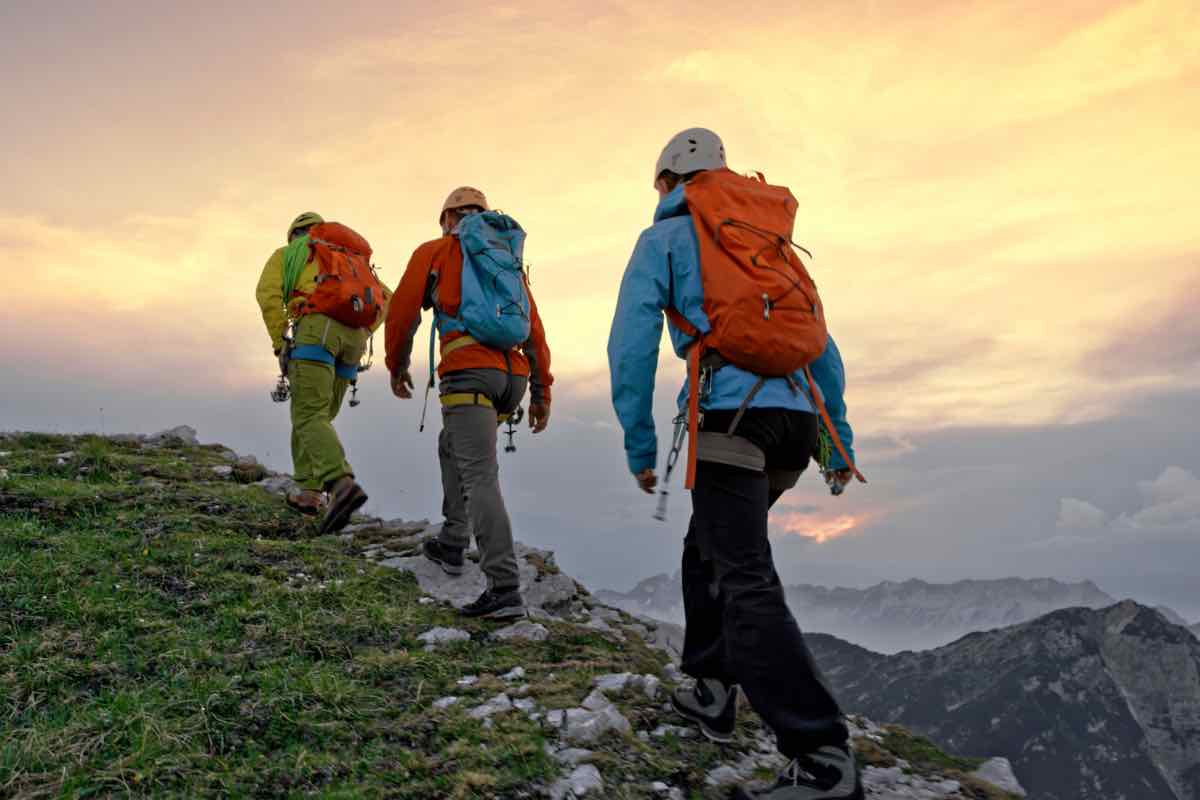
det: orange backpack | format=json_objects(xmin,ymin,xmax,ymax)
[
  {"xmin": 295, "ymin": 222, "xmax": 387, "ymax": 330},
  {"xmin": 666, "ymin": 169, "xmax": 864, "ymax": 488}
]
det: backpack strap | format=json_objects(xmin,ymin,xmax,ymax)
[
  {"xmin": 802, "ymin": 366, "xmax": 866, "ymax": 484},
  {"xmin": 684, "ymin": 344, "xmax": 701, "ymax": 490},
  {"xmin": 726, "ymin": 377, "xmax": 767, "ymax": 436}
]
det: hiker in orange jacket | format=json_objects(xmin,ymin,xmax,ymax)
[{"xmin": 385, "ymin": 187, "xmax": 553, "ymax": 620}]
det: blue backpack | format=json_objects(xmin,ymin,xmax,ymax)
[{"xmin": 452, "ymin": 211, "xmax": 531, "ymax": 349}]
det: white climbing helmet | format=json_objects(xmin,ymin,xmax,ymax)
[{"xmin": 654, "ymin": 128, "xmax": 726, "ymax": 185}]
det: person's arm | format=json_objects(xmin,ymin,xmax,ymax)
[
  {"xmin": 384, "ymin": 245, "xmax": 434, "ymax": 380},
  {"xmin": 808, "ymin": 334, "xmax": 856, "ymax": 471},
  {"xmin": 607, "ymin": 231, "xmax": 669, "ymax": 476},
  {"xmin": 254, "ymin": 249, "xmax": 288, "ymax": 353},
  {"xmin": 522, "ymin": 281, "xmax": 554, "ymax": 432}
]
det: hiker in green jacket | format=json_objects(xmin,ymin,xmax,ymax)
[{"xmin": 255, "ymin": 212, "xmax": 389, "ymax": 534}]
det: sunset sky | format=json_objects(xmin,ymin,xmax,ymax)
[{"xmin": 4, "ymin": 1, "xmax": 1199, "ymax": 614}]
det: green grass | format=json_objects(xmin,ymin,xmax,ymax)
[{"xmin": 0, "ymin": 434, "xmax": 731, "ymax": 799}]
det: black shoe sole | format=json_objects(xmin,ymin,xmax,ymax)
[
  {"xmin": 671, "ymin": 694, "xmax": 735, "ymax": 744},
  {"xmin": 319, "ymin": 486, "xmax": 367, "ymax": 535},
  {"xmin": 458, "ymin": 604, "xmax": 527, "ymax": 620},
  {"xmin": 483, "ymin": 604, "xmax": 527, "ymax": 620},
  {"xmin": 730, "ymin": 774, "xmax": 864, "ymax": 800},
  {"xmin": 422, "ymin": 544, "xmax": 465, "ymax": 576},
  {"xmin": 457, "ymin": 598, "xmax": 527, "ymax": 620}
]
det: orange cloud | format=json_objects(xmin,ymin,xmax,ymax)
[
  {"xmin": 3, "ymin": 0, "xmax": 1199, "ymax": 440},
  {"xmin": 771, "ymin": 510, "xmax": 873, "ymax": 544}
]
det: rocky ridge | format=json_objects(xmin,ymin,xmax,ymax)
[
  {"xmin": 294, "ymin": 508, "xmax": 1026, "ymax": 798},
  {"xmin": 0, "ymin": 430, "xmax": 1027, "ymax": 799},
  {"xmin": 806, "ymin": 602, "xmax": 1200, "ymax": 800}
]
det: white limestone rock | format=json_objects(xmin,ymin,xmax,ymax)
[
  {"xmin": 580, "ymin": 690, "xmax": 612, "ymax": 712},
  {"xmin": 417, "ymin": 627, "xmax": 470, "ymax": 650},
  {"xmin": 147, "ymin": 426, "xmax": 198, "ymax": 446},
  {"xmin": 562, "ymin": 706, "xmax": 632, "ymax": 745},
  {"xmin": 972, "ymin": 758, "xmax": 1027, "ymax": 797},
  {"xmin": 553, "ymin": 748, "xmax": 595, "ymax": 766},
  {"xmin": 468, "ymin": 693, "xmax": 513, "ymax": 720},
  {"xmin": 550, "ymin": 765, "xmax": 604, "ymax": 799},
  {"xmin": 491, "ymin": 621, "xmax": 549, "ymax": 642}
]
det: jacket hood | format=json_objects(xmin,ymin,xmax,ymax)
[{"xmin": 653, "ymin": 184, "xmax": 690, "ymax": 223}]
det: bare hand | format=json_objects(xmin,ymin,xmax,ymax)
[
  {"xmin": 636, "ymin": 469, "xmax": 657, "ymax": 494},
  {"xmin": 529, "ymin": 403, "xmax": 551, "ymax": 434},
  {"xmin": 391, "ymin": 370, "xmax": 414, "ymax": 399}
]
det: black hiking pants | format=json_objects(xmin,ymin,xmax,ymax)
[{"xmin": 680, "ymin": 408, "xmax": 849, "ymax": 756}]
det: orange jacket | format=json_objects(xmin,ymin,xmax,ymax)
[{"xmin": 385, "ymin": 235, "xmax": 554, "ymax": 405}]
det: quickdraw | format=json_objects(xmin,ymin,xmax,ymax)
[
  {"xmin": 654, "ymin": 411, "xmax": 688, "ymax": 522},
  {"xmin": 654, "ymin": 363, "xmax": 713, "ymax": 521},
  {"xmin": 504, "ymin": 407, "xmax": 525, "ymax": 454}
]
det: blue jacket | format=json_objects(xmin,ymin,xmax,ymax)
[{"xmin": 607, "ymin": 184, "xmax": 855, "ymax": 475}]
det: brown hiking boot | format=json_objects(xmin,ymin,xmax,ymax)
[
  {"xmin": 286, "ymin": 490, "xmax": 325, "ymax": 516},
  {"xmin": 320, "ymin": 476, "xmax": 368, "ymax": 535}
]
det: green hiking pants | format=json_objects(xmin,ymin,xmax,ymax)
[{"xmin": 289, "ymin": 313, "xmax": 367, "ymax": 491}]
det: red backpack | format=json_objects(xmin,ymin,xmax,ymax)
[
  {"xmin": 295, "ymin": 222, "xmax": 387, "ymax": 330},
  {"xmin": 666, "ymin": 169, "xmax": 864, "ymax": 488}
]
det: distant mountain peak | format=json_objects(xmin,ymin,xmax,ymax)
[{"xmin": 808, "ymin": 600, "xmax": 1200, "ymax": 800}]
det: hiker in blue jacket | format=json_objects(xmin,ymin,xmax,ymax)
[{"xmin": 608, "ymin": 128, "xmax": 863, "ymax": 800}]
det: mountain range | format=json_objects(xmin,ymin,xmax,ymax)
[
  {"xmin": 807, "ymin": 601, "xmax": 1200, "ymax": 800},
  {"xmin": 596, "ymin": 573, "xmax": 1123, "ymax": 653}
]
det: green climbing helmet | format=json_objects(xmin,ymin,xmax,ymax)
[{"xmin": 287, "ymin": 212, "xmax": 324, "ymax": 241}]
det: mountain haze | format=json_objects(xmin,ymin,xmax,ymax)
[{"xmin": 597, "ymin": 574, "xmax": 1118, "ymax": 653}]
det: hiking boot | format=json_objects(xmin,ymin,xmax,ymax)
[
  {"xmin": 286, "ymin": 490, "xmax": 325, "ymax": 516},
  {"xmin": 319, "ymin": 476, "xmax": 367, "ymax": 535},
  {"xmin": 422, "ymin": 539, "xmax": 466, "ymax": 576},
  {"xmin": 459, "ymin": 587, "xmax": 526, "ymax": 620},
  {"xmin": 671, "ymin": 678, "xmax": 738, "ymax": 743},
  {"xmin": 733, "ymin": 746, "xmax": 863, "ymax": 800}
]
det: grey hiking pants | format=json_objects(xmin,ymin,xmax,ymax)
[{"xmin": 437, "ymin": 368, "xmax": 528, "ymax": 590}]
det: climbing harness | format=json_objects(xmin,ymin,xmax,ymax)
[{"xmin": 270, "ymin": 322, "xmax": 372, "ymax": 410}]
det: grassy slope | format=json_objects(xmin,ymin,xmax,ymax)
[{"xmin": 0, "ymin": 434, "xmax": 1018, "ymax": 799}]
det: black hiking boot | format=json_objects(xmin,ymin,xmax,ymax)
[
  {"xmin": 459, "ymin": 587, "xmax": 526, "ymax": 620},
  {"xmin": 671, "ymin": 678, "xmax": 738, "ymax": 743},
  {"xmin": 422, "ymin": 539, "xmax": 466, "ymax": 576},
  {"xmin": 733, "ymin": 746, "xmax": 863, "ymax": 800}
]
